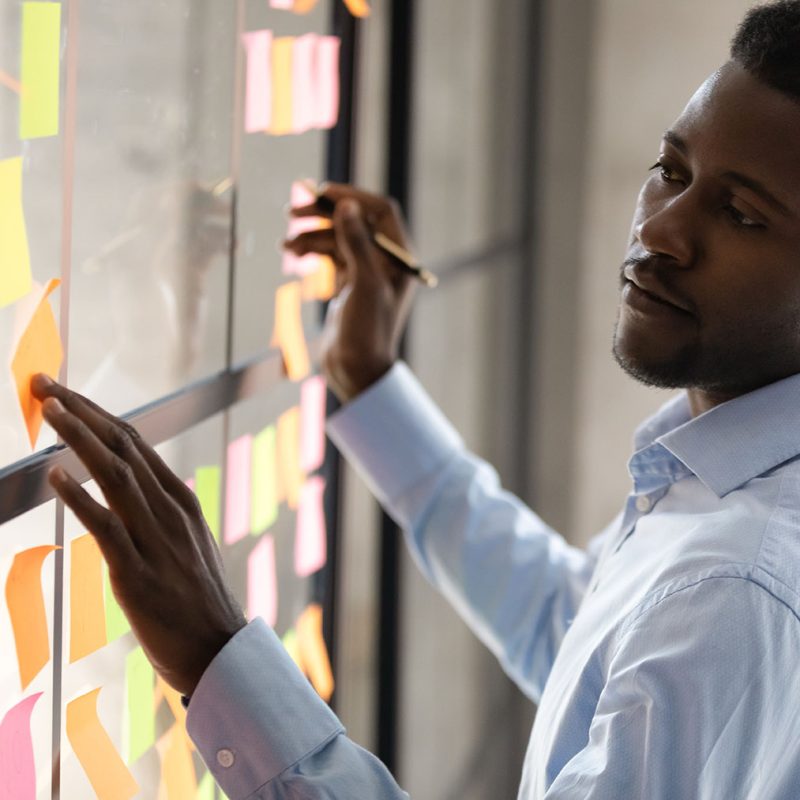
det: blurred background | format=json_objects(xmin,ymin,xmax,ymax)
[{"xmin": 0, "ymin": 0, "xmax": 759, "ymax": 798}]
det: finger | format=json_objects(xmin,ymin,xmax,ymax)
[
  {"xmin": 283, "ymin": 229, "xmax": 341, "ymax": 261},
  {"xmin": 33, "ymin": 378, "xmax": 178, "ymax": 522},
  {"xmin": 49, "ymin": 466, "xmax": 141, "ymax": 572},
  {"xmin": 41, "ymin": 397, "xmax": 161, "ymax": 548},
  {"xmin": 333, "ymin": 199, "xmax": 394, "ymax": 287},
  {"xmin": 291, "ymin": 184, "xmax": 403, "ymax": 231}
]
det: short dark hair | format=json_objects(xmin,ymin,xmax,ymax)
[{"xmin": 730, "ymin": 0, "xmax": 800, "ymax": 101}]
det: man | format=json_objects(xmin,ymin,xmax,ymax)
[{"xmin": 31, "ymin": 2, "xmax": 800, "ymax": 797}]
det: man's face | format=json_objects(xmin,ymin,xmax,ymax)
[{"xmin": 612, "ymin": 60, "xmax": 800, "ymax": 396}]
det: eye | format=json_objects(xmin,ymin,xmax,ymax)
[
  {"xmin": 648, "ymin": 160, "xmax": 681, "ymax": 183},
  {"xmin": 725, "ymin": 205, "xmax": 764, "ymax": 229}
]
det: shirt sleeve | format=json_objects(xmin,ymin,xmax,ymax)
[
  {"xmin": 544, "ymin": 572, "xmax": 800, "ymax": 799},
  {"xmin": 186, "ymin": 617, "xmax": 409, "ymax": 800},
  {"xmin": 327, "ymin": 361, "xmax": 605, "ymax": 702}
]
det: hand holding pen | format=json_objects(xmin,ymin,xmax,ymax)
[{"xmin": 283, "ymin": 182, "xmax": 423, "ymax": 402}]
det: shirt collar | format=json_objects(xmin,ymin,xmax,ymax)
[{"xmin": 631, "ymin": 371, "xmax": 800, "ymax": 498}]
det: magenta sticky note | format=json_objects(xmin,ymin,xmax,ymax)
[
  {"xmin": 242, "ymin": 30, "xmax": 272, "ymax": 133},
  {"xmin": 294, "ymin": 476, "xmax": 327, "ymax": 577},
  {"xmin": 283, "ymin": 181, "xmax": 327, "ymax": 276},
  {"xmin": 248, "ymin": 535, "xmax": 277, "ymax": 627},
  {"xmin": 300, "ymin": 375, "xmax": 327, "ymax": 473},
  {"xmin": 314, "ymin": 36, "xmax": 341, "ymax": 129},
  {"xmin": 225, "ymin": 435, "xmax": 253, "ymax": 545},
  {"xmin": 0, "ymin": 692, "xmax": 42, "ymax": 800},
  {"xmin": 292, "ymin": 34, "xmax": 318, "ymax": 134}
]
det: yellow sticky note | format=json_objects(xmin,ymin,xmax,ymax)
[
  {"xmin": 277, "ymin": 406, "xmax": 304, "ymax": 510},
  {"xmin": 269, "ymin": 37, "xmax": 294, "ymax": 136},
  {"xmin": 0, "ymin": 157, "xmax": 33, "ymax": 308},
  {"xmin": 195, "ymin": 465, "xmax": 221, "ymax": 542},
  {"xmin": 66, "ymin": 687, "xmax": 139, "ymax": 800},
  {"xmin": 271, "ymin": 282, "xmax": 310, "ymax": 382},
  {"xmin": 19, "ymin": 2, "xmax": 62, "ymax": 139},
  {"xmin": 11, "ymin": 278, "xmax": 64, "ymax": 449},
  {"xmin": 69, "ymin": 534, "xmax": 107, "ymax": 662},
  {"xmin": 296, "ymin": 603, "xmax": 334, "ymax": 702},
  {"xmin": 4, "ymin": 544, "xmax": 59, "ymax": 690}
]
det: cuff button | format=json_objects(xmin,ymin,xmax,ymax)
[{"xmin": 217, "ymin": 748, "xmax": 235, "ymax": 768}]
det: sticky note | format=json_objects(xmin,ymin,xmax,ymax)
[
  {"xmin": 155, "ymin": 675, "xmax": 187, "ymax": 729},
  {"xmin": 0, "ymin": 157, "xmax": 33, "ymax": 308},
  {"xmin": 248, "ymin": 535, "xmax": 277, "ymax": 627},
  {"xmin": 69, "ymin": 534, "xmax": 107, "ymax": 662},
  {"xmin": 295, "ymin": 477, "xmax": 327, "ymax": 577},
  {"xmin": 270, "ymin": 0, "xmax": 295, "ymax": 8},
  {"xmin": 277, "ymin": 406, "xmax": 304, "ymax": 509},
  {"xmin": 251, "ymin": 424, "xmax": 278, "ymax": 534},
  {"xmin": 271, "ymin": 282, "xmax": 310, "ymax": 381},
  {"xmin": 11, "ymin": 278, "xmax": 64, "ymax": 449},
  {"xmin": 314, "ymin": 37, "xmax": 341, "ymax": 129},
  {"xmin": 5, "ymin": 544, "xmax": 58, "ymax": 690},
  {"xmin": 195, "ymin": 466, "xmax": 221, "ymax": 542},
  {"xmin": 269, "ymin": 37, "xmax": 294, "ymax": 136},
  {"xmin": 225, "ymin": 435, "xmax": 253, "ymax": 545},
  {"xmin": 281, "ymin": 628, "xmax": 302, "ymax": 669},
  {"xmin": 125, "ymin": 647, "xmax": 155, "ymax": 763},
  {"xmin": 157, "ymin": 724, "xmax": 196, "ymax": 799},
  {"xmin": 242, "ymin": 30, "xmax": 272, "ymax": 133},
  {"xmin": 300, "ymin": 375, "xmax": 327, "ymax": 473},
  {"xmin": 291, "ymin": 34, "xmax": 318, "ymax": 134},
  {"xmin": 196, "ymin": 771, "xmax": 216, "ymax": 800},
  {"xmin": 301, "ymin": 257, "xmax": 336, "ymax": 301},
  {"xmin": 283, "ymin": 181, "xmax": 331, "ymax": 277},
  {"xmin": 66, "ymin": 687, "xmax": 139, "ymax": 800},
  {"xmin": 0, "ymin": 70, "xmax": 23, "ymax": 95},
  {"xmin": 0, "ymin": 692, "xmax": 42, "ymax": 800},
  {"xmin": 296, "ymin": 603, "xmax": 334, "ymax": 702},
  {"xmin": 19, "ymin": 2, "xmax": 61, "ymax": 139},
  {"xmin": 104, "ymin": 565, "xmax": 130, "ymax": 642},
  {"xmin": 342, "ymin": 0, "xmax": 371, "ymax": 17}
]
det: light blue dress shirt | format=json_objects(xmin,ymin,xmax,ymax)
[{"xmin": 186, "ymin": 361, "xmax": 800, "ymax": 799}]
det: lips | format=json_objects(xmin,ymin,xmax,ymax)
[{"xmin": 622, "ymin": 268, "xmax": 692, "ymax": 314}]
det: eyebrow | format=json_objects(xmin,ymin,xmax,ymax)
[{"xmin": 661, "ymin": 129, "xmax": 794, "ymax": 218}]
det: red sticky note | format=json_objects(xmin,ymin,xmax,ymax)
[
  {"xmin": 10, "ymin": 278, "xmax": 63, "ymax": 449},
  {"xmin": 314, "ymin": 37, "xmax": 341, "ymax": 129},
  {"xmin": 242, "ymin": 30, "xmax": 272, "ymax": 133},
  {"xmin": 294, "ymin": 476, "xmax": 327, "ymax": 577},
  {"xmin": 0, "ymin": 692, "xmax": 42, "ymax": 800},
  {"xmin": 5, "ymin": 544, "xmax": 59, "ymax": 690},
  {"xmin": 224, "ymin": 435, "xmax": 253, "ymax": 545},
  {"xmin": 300, "ymin": 375, "xmax": 327, "ymax": 473},
  {"xmin": 271, "ymin": 282, "xmax": 310, "ymax": 381},
  {"xmin": 248, "ymin": 535, "xmax": 277, "ymax": 627}
]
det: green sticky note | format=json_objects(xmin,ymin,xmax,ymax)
[
  {"xmin": 19, "ymin": 2, "xmax": 61, "ymax": 139},
  {"xmin": 0, "ymin": 157, "xmax": 33, "ymax": 308},
  {"xmin": 251, "ymin": 425, "xmax": 278, "ymax": 534},
  {"xmin": 104, "ymin": 565, "xmax": 131, "ymax": 641},
  {"xmin": 196, "ymin": 465, "xmax": 221, "ymax": 542},
  {"xmin": 125, "ymin": 647, "xmax": 156, "ymax": 762},
  {"xmin": 196, "ymin": 771, "xmax": 217, "ymax": 800}
]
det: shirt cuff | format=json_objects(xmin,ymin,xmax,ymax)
[
  {"xmin": 185, "ymin": 617, "xmax": 343, "ymax": 799},
  {"xmin": 326, "ymin": 361, "xmax": 464, "ymax": 508}
]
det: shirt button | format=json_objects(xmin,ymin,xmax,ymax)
[
  {"xmin": 217, "ymin": 748, "xmax": 235, "ymax": 768},
  {"xmin": 635, "ymin": 495, "xmax": 651, "ymax": 512}
]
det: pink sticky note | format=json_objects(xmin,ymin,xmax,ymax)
[
  {"xmin": 270, "ymin": 0, "xmax": 294, "ymax": 7},
  {"xmin": 184, "ymin": 477, "xmax": 195, "ymax": 492},
  {"xmin": 292, "ymin": 34, "xmax": 318, "ymax": 134},
  {"xmin": 294, "ymin": 476, "xmax": 327, "ymax": 577},
  {"xmin": 283, "ymin": 181, "xmax": 327, "ymax": 277},
  {"xmin": 248, "ymin": 535, "xmax": 277, "ymax": 627},
  {"xmin": 0, "ymin": 692, "xmax": 42, "ymax": 800},
  {"xmin": 300, "ymin": 375, "xmax": 327, "ymax": 473},
  {"xmin": 314, "ymin": 36, "xmax": 341, "ymax": 129},
  {"xmin": 225, "ymin": 435, "xmax": 253, "ymax": 545},
  {"xmin": 242, "ymin": 30, "xmax": 272, "ymax": 133}
]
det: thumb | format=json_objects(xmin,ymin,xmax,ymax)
[{"xmin": 333, "ymin": 199, "xmax": 380, "ymax": 285}]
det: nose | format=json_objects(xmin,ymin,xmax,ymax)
[{"xmin": 633, "ymin": 188, "xmax": 697, "ymax": 267}]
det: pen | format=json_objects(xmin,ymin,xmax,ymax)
[{"xmin": 300, "ymin": 180, "xmax": 438, "ymax": 288}]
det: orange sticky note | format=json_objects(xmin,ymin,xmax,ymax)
[
  {"xmin": 5, "ymin": 544, "xmax": 59, "ymax": 690},
  {"xmin": 155, "ymin": 675, "xmax": 187, "ymax": 730},
  {"xmin": 0, "ymin": 156, "xmax": 33, "ymax": 308},
  {"xmin": 70, "ymin": 533, "xmax": 107, "ymax": 662},
  {"xmin": 277, "ymin": 406, "xmax": 304, "ymax": 509},
  {"xmin": 157, "ymin": 723, "xmax": 196, "ymax": 800},
  {"xmin": 269, "ymin": 37, "xmax": 294, "ymax": 136},
  {"xmin": 10, "ymin": 277, "xmax": 63, "ymax": 449},
  {"xmin": 66, "ymin": 687, "xmax": 139, "ymax": 800},
  {"xmin": 301, "ymin": 257, "xmax": 336, "ymax": 301},
  {"xmin": 342, "ymin": 0, "xmax": 371, "ymax": 17},
  {"xmin": 271, "ymin": 282, "xmax": 310, "ymax": 381},
  {"xmin": 296, "ymin": 603, "xmax": 334, "ymax": 702}
]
